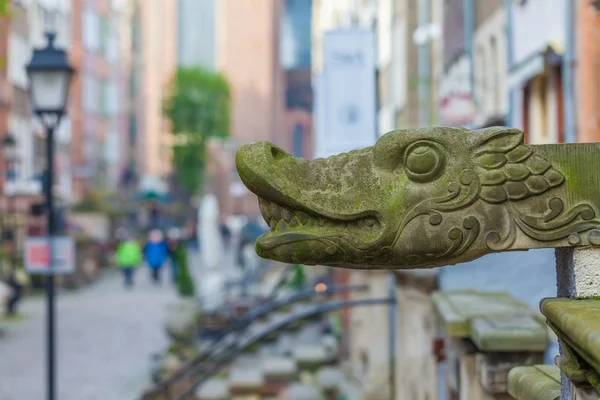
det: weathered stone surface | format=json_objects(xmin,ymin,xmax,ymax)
[
  {"xmin": 164, "ymin": 298, "xmax": 202, "ymax": 343},
  {"xmin": 432, "ymin": 290, "xmax": 542, "ymax": 338},
  {"xmin": 196, "ymin": 378, "xmax": 229, "ymax": 400},
  {"xmin": 262, "ymin": 356, "xmax": 297, "ymax": 381},
  {"xmin": 476, "ymin": 352, "xmax": 545, "ymax": 394},
  {"xmin": 508, "ymin": 365, "xmax": 561, "ymax": 400},
  {"xmin": 293, "ymin": 344, "xmax": 330, "ymax": 368},
  {"xmin": 540, "ymin": 298, "xmax": 600, "ymax": 392},
  {"xmin": 470, "ymin": 315, "xmax": 548, "ymax": 352},
  {"xmin": 228, "ymin": 368, "xmax": 264, "ymax": 391},
  {"xmin": 315, "ymin": 366, "xmax": 344, "ymax": 390},
  {"xmin": 285, "ymin": 383, "xmax": 324, "ymax": 400},
  {"xmin": 236, "ymin": 127, "xmax": 600, "ymax": 269}
]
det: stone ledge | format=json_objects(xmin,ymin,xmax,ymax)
[
  {"xmin": 432, "ymin": 290, "xmax": 543, "ymax": 339},
  {"xmin": 507, "ymin": 365, "xmax": 561, "ymax": 400},
  {"xmin": 540, "ymin": 298, "xmax": 600, "ymax": 392},
  {"xmin": 471, "ymin": 315, "xmax": 548, "ymax": 352}
]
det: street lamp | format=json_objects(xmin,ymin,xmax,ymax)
[{"xmin": 25, "ymin": 31, "xmax": 74, "ymax": 400}]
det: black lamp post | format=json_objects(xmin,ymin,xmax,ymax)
[{"xmin": 25, "ymin": 31, "xmax": 74, "ymax": 400}]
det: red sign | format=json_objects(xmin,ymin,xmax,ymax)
[{"xmin": 24, "ymin": 237, "xmax": 75, "ymax": 275}]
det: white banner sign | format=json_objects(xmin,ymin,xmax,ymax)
[
  {"xmin": 24, "ymin": 236, "xmax": 76, "ymax": 275},
  {"xmin": 315, "ymin": 29, "xmax": 377, "ymax": 159}
]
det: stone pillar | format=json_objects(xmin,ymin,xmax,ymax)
[{"xmin": 555, "ymin": 247, "xmax": 600, "ymax": 400}]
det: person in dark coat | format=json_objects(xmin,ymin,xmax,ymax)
[
  {"xmin": 166, "ymin": 228, "xmax": 182, "ymax": 283},
  {"xmin": 220, "ymin": 222, "xmax": 232, "ymax": 250}
]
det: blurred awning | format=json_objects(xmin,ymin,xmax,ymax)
[
  {"xmin": 508, "ymin": 42, "xmax": 564, "ymax": 89},
  {"xmin": 137, "ymin": 175, "xmax": 170, "ymax": 201}
]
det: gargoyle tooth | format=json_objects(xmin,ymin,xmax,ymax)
[
  {"xmin": 298, "ymin": 212, "xmax": 309, "ymax": 225},
  {"xmin": 269, "ymin": 219, "xmax": 276, "ymax": 229},
  {"xmin": 270, "ymin": 204, "xmax": 282, "ymax": 221},
  {"xmin": 317, "ymin": 218, "xmax": 326, "ymax": 227},
  {"xmin": 356, "ymin": 219, "xmax": 366, "ymax": 229},
  {"xmin": 282, "ymin": 208, "xmax": 294, "ymax": 222},
  {"xmin": 278, "ymin": 220, "xmax": 289, "ymax": 230},
  {"xmin": 259, "ymin": 202, "xmax": 270, "ymax": 219},
  {"xmin": 289, "ymin": 218, "xmax": 299, "ymax": 227}
]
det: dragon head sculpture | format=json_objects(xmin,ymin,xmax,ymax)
[{"xmin": 236, "ymin": 126, "xmax": 600, "ymax": 269}]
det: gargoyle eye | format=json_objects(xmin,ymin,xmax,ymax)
[{"xmin": 404, "ymin": 141, "xmax": 446, "ymax": 183}]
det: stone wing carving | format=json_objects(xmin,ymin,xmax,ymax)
[{"xmin": 473, "ymin": 128, "xmax": 565, "ymax": 204}]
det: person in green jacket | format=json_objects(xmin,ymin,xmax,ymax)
[{"xmin": 115, "ymin": 232, "xmax": 143, "ymax": 288}]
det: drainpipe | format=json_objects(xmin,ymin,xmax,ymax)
[
  {"xmin": 387, "ymin": 272, "xmax": 397, "ymax": 400},
  {"xmin": 418, "ymin": 0, "xmax": 431, "ymax": 127},
  {"xmin": 503, "ymin": 0, "xmax": 514, "ymax": 127},
  {"xmin": 463, "ymin": 0, "xmax": 475, "ymax": 98},
  {"xmin": 562, "ymin": 0, "xmax": 576, "ymax": 143}
]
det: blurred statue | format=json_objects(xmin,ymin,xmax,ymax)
[{"xmin": 199, "ymin": 194, "xmax": 222, "ymax": 270}]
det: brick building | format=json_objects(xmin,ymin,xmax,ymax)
[{"xmin": 576, "ymin": 1, "xmax": 600, "ymax": 143}]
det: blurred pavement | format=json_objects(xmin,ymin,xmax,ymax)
[{"xmin": 0, "ymin": 267, "xmax": 177, "ymax": 400}]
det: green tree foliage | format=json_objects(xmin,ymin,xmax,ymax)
[
  {"xmin": 287, "ymin": 264, "xmax": 307, "ymax": 291},
  {"xmin": 163, "ymin": 67, "xmax": 231, "ymax": 195},
  {"xmin": 175, "ymin": 245, "xmax": 195, "ymax": 297}
]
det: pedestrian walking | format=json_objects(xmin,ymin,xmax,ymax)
[
  {"xmin": 220, "ymin": 221, "xmax": 231, "ymax": 250},
  {"xmin": 115, "ymin": 232, "xmax": 143, "ymax": 289},
  {"xmin": 143, "ymin": 229, "xmax": 169, "ymax": 285},
  {"xmin": 166, "ymin": 228, "xmax": 181, "ymax": 283},
  {"xmin": 5, "ymin": 268, "xmax": 29, "ymax": 316}
]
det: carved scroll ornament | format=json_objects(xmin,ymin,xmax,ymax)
[{"xmin": 235, "ymin": 126, "xmax": 600, "ymax": 269}]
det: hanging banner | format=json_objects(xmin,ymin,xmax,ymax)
[{"xmin": 315, "ymin": 29, "xmax": 377, "ymax": 159}]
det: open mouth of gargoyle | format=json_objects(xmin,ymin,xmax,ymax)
[{"xmin": 257, "ymin": 197, "xmax": 382, "ymax": 249}]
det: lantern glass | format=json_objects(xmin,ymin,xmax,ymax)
[{"xmin": 28, "ymin": 70, "xmax": 72, "ymax": 114}]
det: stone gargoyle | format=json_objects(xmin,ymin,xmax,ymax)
[{"xmin": 235, "ymin": 126, "xmax": 600, "ymax": 269}]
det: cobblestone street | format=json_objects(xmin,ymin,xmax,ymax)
[{"xmin": 0, "ymin": 266, "xmax": 178, "ymax": 400}]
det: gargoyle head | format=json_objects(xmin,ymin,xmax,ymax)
[{"xmin": 236, "ymin": 126, "xmax": 578, "ymax": 269}]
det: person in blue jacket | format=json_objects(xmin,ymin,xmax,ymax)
[{"xmin": 143, "ymin": 229, "xmax": 169, "ymax": 285}]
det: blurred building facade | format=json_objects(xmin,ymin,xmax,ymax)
[
  {"xmin": 471, "ymin": 0, "xmax": 507, "ymax": 129},
  {"xmin": 126, "ymin": 0, "xmax": 177, "ymax": 184},
  {"xmin": 508, "ymin": 0, "xmax": 566, "ymax": 144},
  {"xmin": 205, "ymin": 0, "xmax": 287, "ymax": 219},
  {"xmin": 576, "ymin": 0, "xmax": 600, "ymax": 143},
  {"xmin": 0, "ymin": 2, "xmax": 9, "ymax": 188},
  {"xmin": 71, "ymin": 0, "xmax": 128, "ymax": 198},
  {"xmin": 177, "ymin": 0, "xmax": 216, "ymax": 70},
  {"xmin": 282, "ymin": 0, "xmax": 313, "ymax": 159}
]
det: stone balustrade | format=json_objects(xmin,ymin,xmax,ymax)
[
  {"xmin": 432, "ymin": 290, "xmax": 549, "ymax": 400},
  {"xmin": 508, "ymin": 299, "xmax": 600, "ymax": 400}
]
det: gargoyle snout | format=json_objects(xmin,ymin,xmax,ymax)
[
  {"xmin": 236, "ymin": 141, "xmax": 294, "ymax": 172},
  {"xmin": 235, "ymin": 141, "xmax": 301, "ymax": 198}
]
